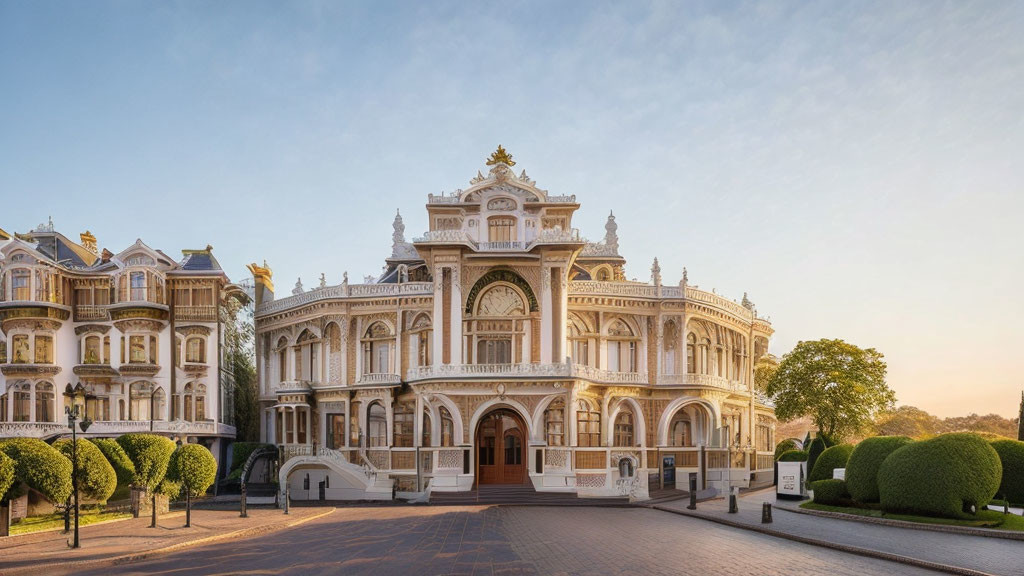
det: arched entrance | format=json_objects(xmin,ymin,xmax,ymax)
[{"xmin": 475, "ymin": 408, "xmax": 527, "ymax": 485}]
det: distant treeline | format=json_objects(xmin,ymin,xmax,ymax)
[{"xmin": 778, "ymin": 407, "xmax": 1020, "ymax": 444}]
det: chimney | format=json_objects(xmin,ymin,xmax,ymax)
[{"xmin": 247, "ymin": 261, "xmax": 275, "ymax": 309}]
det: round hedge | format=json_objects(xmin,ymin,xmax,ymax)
[
  {"xmin": 809, "ymin": 444, "xmax": 854, "ymax": 483},
  {"xmin": 0, "ymin": 451, "xmax": 15, "ymax": 502},
  {"xmin": 878, "ymin": 433, "xmax": 1002, "ymax": 518},
  {"xmin": 54, "ymin": 438, "xmax": 117, "ymax": 503},
  {"xmin": 0, "ymin": 438, "xmax": 73, "ymax": 503},
  {"xmin": 990, "ymin": 439, "xmax": 1024, "ymax": 505},
  {"xmin": 168, "ymin": 444, "xmax": 218, "ymax": 497},
  {"xmin": 116, "ymin": 434, "xmax": 176, "ymax": 491},
  {"xmin": 93, "ymin": 438, "xmax": 136, "ymax": 486},
  {"xmin": 812, "ymin": 479, "xmax": 848, "ymax": 505},
  {"xmin": 774, "ymin": 439, "xmax": 798, "ymax": 460},
  {"xmin": 845, "ymin": 436, "xmax": 913, "ymax": 503},
  {"xmin": 778, "ymin": 450, "xmax": 808, "ymax": 462}
]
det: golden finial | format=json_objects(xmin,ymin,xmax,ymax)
[{"xmin": 486, "ymin": 145, "xmax": 516, "ymax": 167}]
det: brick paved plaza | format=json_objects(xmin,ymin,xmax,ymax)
[{"xmin": 48, "ymin": 505, "xmax": 946, "ymax": 576}]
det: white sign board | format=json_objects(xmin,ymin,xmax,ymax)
[
  {"xmin": 777, "ymin": 461, "xmax": 807, "ymax": 498},
  {"xmin": 832, "ymin": 468, "xmax": 846, "ymax": 481}
]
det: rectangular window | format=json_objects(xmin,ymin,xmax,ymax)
[
  {"xmin": 34, "ymin": 335, "xmax": 53, "ymax": 364},
  {"xmin": 12, "ymin": 335, "xmax": 30, "ymax": 363},
  {"xmin": 12, "ymin": 270, "xmax": 30, "ymax": 301},
  {"xmin": 576, "ymin": 410, "xmax": 601, "ymax": 447},
  {"xmin": 186, "ymin": 338, "xmax": 205, "ymax": 363},
  {"xmin": 328, "ymin": 414, "xmax": 345, "ymax": 449},
  {"xmin": 572, "ymin": 340, "xmax": 588, "ymax": 365},
  {"xmin": 149, "ymin": 335, "xmax": 158, "ymax": 364},
  {"xmin": 477, "ymin": 339, "xmax": 512, "ymax": 364},
  {"xmin": 488, "ymin": 217, "xmax": 516, "ymax": 242},
  {"xmin": 130, "ymin": 336, "xmax": 146, "ymax": 363}
]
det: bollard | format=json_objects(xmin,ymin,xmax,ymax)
[
  {"xmin": 240, "ymin": 485, "xmax": 248, "ymax": 518},
  {"xmin": 728, "ymin": 488, "xmax": 738, "ymax": 514},
  {"xmin": 284, "ymin": 487, "xmax": 290, "ymax": 515},
  {"xmin": 762, "ymin": 502, "xmax": 773, "ymax": 524},
  {"xmin": 1005, "ymin": 501, "xmax": 1010, "ymax": 515},
  {"xmin": 687, "ymin": 473, "xmax": 697, "ymax": 510}
]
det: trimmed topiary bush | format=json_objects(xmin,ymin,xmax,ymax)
[
  {"xmin": 168, "ymin": 444, "xmax": 218, "ymax": 497},
  {"xmin": 812, "ymin": 479, "xmax": 848, "ymax": 505},
  {"xmin": 809, "ymin": 444, "xmax": 854, "ymax": 483},
  {"xmin": 777, "ymin": 450, "xmax": 808, "ymax": 462},
  {"xmin": 990, "ymin": 439, "xmax": 1024, "ymax": 505},
  {"xmin": 0, "ymin": 451, "xmax": 15, "ymax": 502},
  {"xmin": 845, "ymin": 436, "xmax": 913, "ymax": 503},
  {"xmin": 116, "ymin": 434, "xmax": 176, "ymax": 491},
  {"xmin": 229, "ymin": 442, "xmax": 274, "ymax": 472},
  {"xmin": 774, "ymin": 439, "xmax": 798, "ymax": 460},
  {"xmin": 0, "ymin": 438, "xmax": 72, "ymax": 503},
  {"xmin": 93, "ymin": 438, "xmax": 136, "ymax": 487},
  {"xmin": 53, "ymin": 438, "xmax": 118, "ymax": 503},
  {"xmin": 878, "ymin": 433, "xmax": 1002, "ymax": 518},
  {"xmin": 806, "ymin": 437, "xmax": 827, "ymax": 477}
]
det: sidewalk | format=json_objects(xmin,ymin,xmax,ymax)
[
  {"xmin": 654, "ymin": 489, "xmax": 1020, "ymax": 576},
  {"xmin": 0, "ymin": 506, "xmax": 334, "ymax": 576}
]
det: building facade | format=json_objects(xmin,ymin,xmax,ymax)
[
  {"xmin": 254, "ymin": 148, "xmax": 777, "ymax": 501},
  {"xmin": 0, "ymin": 220, "xmax": 239, "ymax": 463}
]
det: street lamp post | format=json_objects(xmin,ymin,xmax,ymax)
[{"xmin": 63, "ymin": 383, "xmax": 92, "ymax": 549}]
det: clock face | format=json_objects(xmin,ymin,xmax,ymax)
[{"xmin": 478, "ymin": 286, "xmax": 525, "ymax": 316}]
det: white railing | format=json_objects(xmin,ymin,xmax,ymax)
[
  {"xmin": 0, "ymin": 420, "xmax": 229, "ymax": 437},
  {"xmin": 477, "ymin": 241, "xmax": 525, "ymax": 251},
  {"xmin": 529, "ymin": 227, "xmax": 581, "ymax": 246},
  {"xmin": 413, "ymin": 230, "xmax": 473, "ymax": 243},
  {"xmin": 427, "ymin": 193, "xmax": 463, "ymax": 204},
  {"xmin": 581, "ymin": 243, "xmax": 619, "ymax": 257},
  {"xmin": 569, "ymin": 281, "xmax": 657, "ymax": 298},
  {"xmin": 256, "ymin": 282, "xmax": 432, "ymax": 315},
  {"xmin": 0, "ymin": 422, "xmax": 71, "ymax": 438},
  {"xmin": 282, "ymin": 444, "xmax": 376, "ymax": 481},
  {"xmin": 545, "ymin": 194, "xmax": 576, "ymax": 203},
  {"xmin": 175, "ymin": 305, "xmax": 217, "ymax": 321},
  {"xmin": 356, "ymin": 373, "xmax": 401, "ymax": 385},
  {"xmin": 657, "ymin": 373, "xmax": 745, "ymax": 392},
  {"xmin": 75, "ymin": 304, "xmax": 109, "ymax": 321},
  {"xmin": 566, "ymin": 281, "xmax": 758, "ymax": 323},
  {"xmin": 277, "ymin": 380, "xmax": 313, "ymax": 392},
  {"xmin": 684, "ymin": 287, "xmax": 754, "ymax": 320},
  {"xmin": 407, "ymin": 363, "xmax": 649, "ymax": 384}
]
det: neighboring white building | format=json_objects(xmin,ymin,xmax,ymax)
[
  {"xmin": 254, "ymin": 147, "xmax": 778, "ymax": 501},
  {"xmin": 0, "ymin": 220, "xmax": 239, "ymax": 464}
]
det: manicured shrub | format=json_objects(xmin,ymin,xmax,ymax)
[
  {"xmin": 806, "ymin": 437, "xmax": 827, "ymax": 477},
  {"xmin": 845, "ymin": 436, "xmax": 913, "ymax": 503},
  {"xmin": 0, "ymin": 451, "xmax": 15, "ymax": 502},
  {"xmin": 230, "ymin": 442, "xmax": 274, "ymax": 472},
  {"xmin": 0, "ymin": 438, "xmax": 72, "ymax": 503},
  {"xmin": 809, "ymin": 444, "xmax": 854, "ymax": 483},
  {"xmin": 774, "ymin": 439, "xmax": 798, "ymax": 460},
  {"xmin": 53, "ymin": 438, "xmax": 117, "ymax": 503},
  {"xmin": 777, "ymin": 450, "xmax": 808, "ymax": 462},
  {"xmin": 990, "ymin": 439, "xmax": 1024, "ymax": 505},
  {"xmin": 93, "ymin": 438, "xmax": 136, "ymax": 486},
  {"xmin": 811, "ymin": 479, "xmax": 848, "ymax": 505},
  {"xmin": 878, "ymin": 433, "xmax": 1001, "ymax": 518},
  {"xmin": 116, "ymin": 434, "xmax": 176, "ymax": 491},
  {"xmin": 168, "ymin": 444, "xmax": 218, "ymax": 497}
]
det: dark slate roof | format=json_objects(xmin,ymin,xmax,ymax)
[{"xmin": 179, "ymin": 251, "xmax": 222, "ymax": 272}]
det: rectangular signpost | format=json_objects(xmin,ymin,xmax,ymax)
[{"xmin": 776, "ymin": 461, "xmax": 807, "ymax": 500}]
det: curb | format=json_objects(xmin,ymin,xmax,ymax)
[
  {"xmin": 785, "ymin": 504, "xmax": 1024, "ymax": 542},
  {"xmin": 4, "ymin": 508, "xmax": 337, "ymax": 575},
  {"xmin": 652, "ymin": 505, "xmax": 998, "ymax": 576}
]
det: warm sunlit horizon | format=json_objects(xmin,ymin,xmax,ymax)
[{"xmin": 2, "ymin": 2, "xmax": 1021, "ymax": 418}]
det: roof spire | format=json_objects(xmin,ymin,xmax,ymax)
[
  {"xmin": 651, "ymin": 257, "xmax": 662, "ymax": 286},
  {"xmin": 486, "ymin": 145, "xmax": 515, "ymax": 167},
  {"xmin": 604, "ymin": 211, "xmax": 619, "ymax": 254},
  {"xmin": 680, "ymin": 267, "xmax": 688, "ymax": 287}
]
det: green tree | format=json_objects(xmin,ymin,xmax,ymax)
[
  {"xmin": 0, "ymin": 438, "xmax": 73, "ymax": 503},
  {"xmin": 222, "ymin": 291, "xmax": 258, "ymax": 442},
  {"xmin": 767, "ymin": 339, "xmax": 894, "ymax": 442},
  {"xmin": 116, "ymin": 434, "xmax": 176, "ymax": 491},
  {"xmin": 1018, "ymin": 392, "xmax": 1023, "ymax": 441},
  {"xmin": 53, "ymin": 438, "xmax": 117, "ymax": 503},
  {"xmin": 754, "ymin": 354, "xmax": 780, "ymax": 391},
  {"xmin": 0, "ymin": 451, "xmax": 15, "ymax": 502},
  {"xmin": 872, "ymin": 406, "xmax": 940, "ymax": 439},
  {"xmin": 93, "ymin": 438, "xmax": 136, "ymax": 486},
  {"xmin": 167, "ymin": 444, "xmax": 217, "ymax": 527}
]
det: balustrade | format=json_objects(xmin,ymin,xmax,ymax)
[{"xmin": 174, "ymin": 305, "xmax": 216, "ymax": 322}]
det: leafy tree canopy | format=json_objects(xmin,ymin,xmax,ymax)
[
  {"xmin": 54, "ymin": 438, "xmax": 117, "ymax": 503},
  {"xmin": 754, "ymin": 354, "xmax": 780, "ymax": 391},
  {"xmin": 168, "ymin": 444, "xmax": 218, "ymax": 497},
  {"xmin": 766, "ymin": 338, "xmax": 894, "ymax": 442}
]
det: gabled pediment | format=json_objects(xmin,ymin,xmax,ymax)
[{"xmin": 113, "ymin": 239, "xmax": 178, "ymax": 270}]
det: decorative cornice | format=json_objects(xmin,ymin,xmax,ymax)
[
  {"xmin": 75, "ymin": 324, "xmax": 112, "ymax": 335},
  {"xmin": 1, "ymin": 364, "xmax": 62, "ymax": 377}
]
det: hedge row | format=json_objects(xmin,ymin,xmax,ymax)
[
  {"xmin": 808, "ymin": 444, "xmax": 853, "ymax": 483},
  {"xmin": 990, "ymin": 439, "xmax": 1024, "ymax": 505},
  {"xmin": 0, "ymin": 438, "xmax": 73, "ymax": 503},
  {"xmin": 93, "ymin": 438, "xmax": 137, "ymax": 486},
  {"xmin": 811, "ymin": 479, "xmax": 848, "ymax": 505},
  {"xmin": 844, "ymin": 436, "xmax": 913, "ymax": 503},
  {"xmin": 53, "ymin": 438, "xmax": 118, "ymax": 503}
]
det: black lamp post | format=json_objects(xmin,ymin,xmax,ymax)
[{"xmin": 63, "ymin": 383, "xmax": 92, "ymax": 549}]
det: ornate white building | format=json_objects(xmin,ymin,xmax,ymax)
[
  {"xmin": 0, "ymin": 221, "xmax": 240, "ymax": 463},
  {"xmin": 254, "ymin": 147, "xmax": 777, "ymax": 501}
]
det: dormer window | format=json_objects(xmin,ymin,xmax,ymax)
[
  {"xmin": 488, "ymin": 217, "xmax": 516, "ymax": 243},
  {"xmin": 130, "ymin": 271, "xmax": 146, "ymax": 301}
]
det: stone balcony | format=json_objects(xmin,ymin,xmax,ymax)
[
  {"xmin": 406, "ymin": 363, "xmax": 648, "ymax": 384},
  {"xmin": 74, "ymin": 304, "xmax": 110, "ymax": 322},
  {"xmin": 118, "ymin": 362, "xmax": 160, "ymax": 377},
  {"xmin": 356, "ymin": 373, "xmax": 402, "ymax": 385},
  {"xmin": 657, "ymin": 373, "xmax": 746, "ymax": 392},
  {"xmin": 0, "ymin": 419, "xmax": 235, "ymax": 438},
  {"xmin": 174, "ymin": 305, "xmax": 217, "ymax": 322},
  {"xmin": 0, "ymin": 363, "xmax": 62, "ymax": 377}
]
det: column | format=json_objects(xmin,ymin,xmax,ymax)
[
  {"xmin": 521, "ymin": 319, "xmax": 531, "ymax": 365},
  {"xmin": 395, "ymin": 310, "xmax": 403, "ymax": 376},
  {"xmin": 540, "ymin": 266, "xmax": 552, "ymax": 363},
  {"xmin": 340, "ymin": 319, "xmax": 349, "ymax": 385},
  {"xmin": 29, "ymin": 382, "xmax": 36, "ymax": 422},
  {"xmin": 450, "ymin": 266, "xmax": 462, "ymax": 364},
  {"xmin": 414, "ymin": 394, "xmax": 424, "ymax": 448},
  {"xmin": 655, "ymin": 312, "xmax": 663, "ymax": 381},
  {"xmin": 292, "ymin": 407, "xmax": 298, "ymax": 445},
  {"xmin": 432, "ymin": 266, "xmax": 443, "ymax": 368},
  {"xmin": 354, "ymin": 317, "xmax": 363, "ymax": 380},
  {"xmin": 557, "ymin": 267, "xmax": 568, "ymax": 363}
]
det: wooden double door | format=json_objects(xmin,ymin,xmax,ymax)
[{"xmin": 476, "ymin": 409, "xmax": 526, "ymax": 484}]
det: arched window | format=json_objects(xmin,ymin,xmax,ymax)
[
  {"xmin": 663, "ymin": 320, "xmax": 678, "ymax": 374},
  {"xmin": 422, "ymin": 409, "xmax": 432, "ymax": 446},
  {"xmin": 367, "ymin": 401, "xmax": 387, "ymax": 447},
  {"xmin": 439, "ymin": 406, "xmax": 454, "ymax": 447},
  {"xmin": 567, "ymin": 314, "xmax": 591, "ymax": 366},
  {"xmin": 11, "ymin": 335, "xmax": 29, "ymax": 364},
  {"xmin": 130, "ymin": 382, "xmax": 153, "ymax": 421},
  {"xmin": 410, "ymin": 314, "xmax": 432, "ymax": 368},
  {"xmin": 12, "ymin": 383, "xmax": 31, "ymax": 421},
  {"xmin": 149, "ymin": 335, "xmax": 158, "ymax": 364},
  {"xmin": 0, "ymin": 390, "xmax": 6, "ymax": 422},
  {"xmin": 614, "ymin": 407, "xmax": 634, "ymax": 447},
  {"xmin": 576, "ymin": 400, "xmax": 601, "ymax": 447},
  {"xmin": 183, "ymin": 383, "xmax": 194, "ymax": 421},
  {"xmin": 195, "ymin": 384, "xmax": 206, "ymax": 420},
  {"xmin": 35, "ymin": 382, "xmax": 55, "ymax": 423},
  {"xmin": 83, "ymin": 335, "xmax": 101, "ymax": 364},
  {"xmin": 471, "ymin": 284, "xmax": 526, "ymax": 365},
  {"xmin": 595, "ymin": 267, "xmax": 611, "ymax": 282},
  {"xmin": 361, "ymin": 322, "xmax": 393, "ymax": 375},
  {"xmin": 277, "ymin": 337, "xmax": 288, "ymax": 382},
  {"xmin": 686, "ymin": 333, "xmax": 696, "ymax": 374},
  {"xmin": 393, "ymin": 401, "xmax": 414, "ymax": 447},
  {"xmin": 185, "ymin": 337, "xmax": 206, "ymax": 363},
  {"xmin": 670, "ymin": 411, "xmax": 692, "ymax": 447},
  {"xmin": 606, "ymin": 319, "xmax": 637, "ymax": 373},
  {"xmin": 152, "ymin": 387, "xmax": 166, "ymax": 421},
  {"xmin": 545, "ymin": 398, "xmax": 565, "ymax": 446},
  {"xmin": 701, "ymin": 338, "xmax": 711, "ymax": 375},
  {"xmin": 295, "ymin": 330, "xmax": 320, "ymax": 382}
]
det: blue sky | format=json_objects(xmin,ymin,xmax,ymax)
[{"xmin": 2, "ymin": 1, "xmax": 1022, "ymax": 417}]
